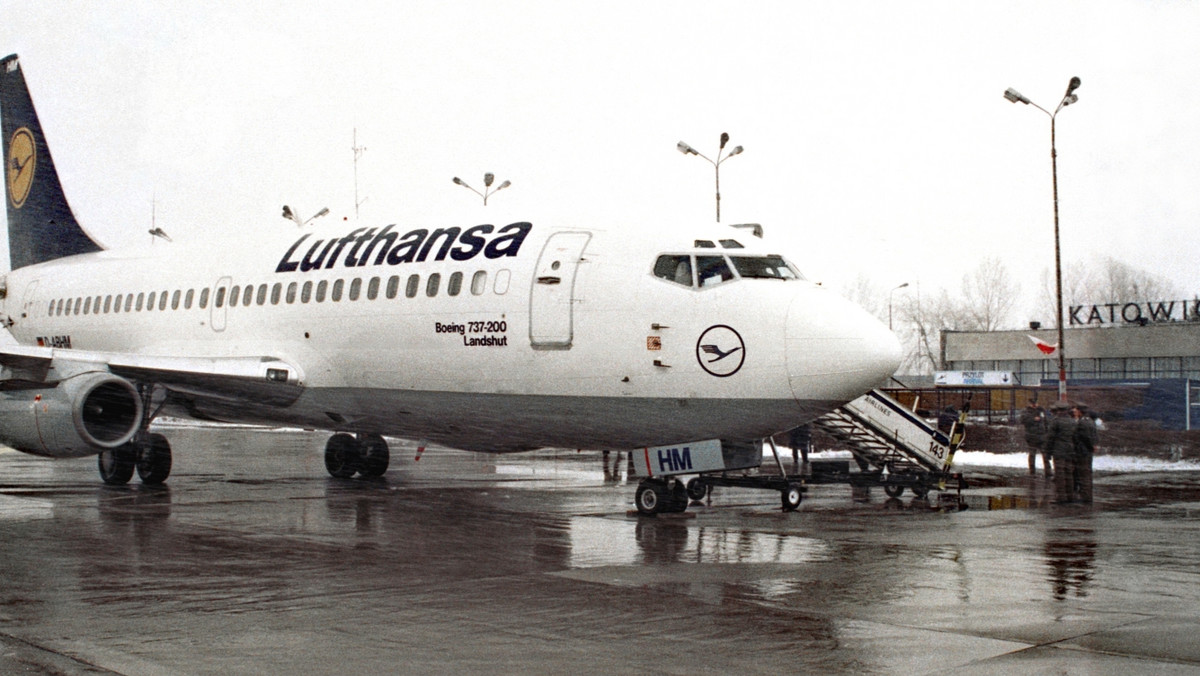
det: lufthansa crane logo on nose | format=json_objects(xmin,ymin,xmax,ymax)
[
  {"xmin": 696, "ymin": 324, "xmax": 745, "ymax": 377},
  {"xmin": 7, "ymin": 127, "xmax": 36, "ymax": 209}
]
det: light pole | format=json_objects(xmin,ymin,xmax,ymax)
[
  {"xmin": 889, "ymin": 282, "xmax": 909, "ymax": 331},
  {"xmin": 677, "ymin": 133, "xmax": 743, "ymax": 222},
  {"xmin": 1004, "ymin": 77, "xmax": 1081, "ymax": 403},
  {"xmin": 452, "ymin": 173, "xmax": 511, "ymax": 205}
]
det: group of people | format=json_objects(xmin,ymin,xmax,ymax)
[{"xmin": 1021, "ymin": 399, "xmax": 1100, "ymax": 504}]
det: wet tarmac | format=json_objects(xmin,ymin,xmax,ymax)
[{"xmin": 2, "ymin": 427, "xmax": 1200, "ymax": 674}]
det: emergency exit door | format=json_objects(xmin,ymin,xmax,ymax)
[{"xmin": 529, "ymin": 231, "xmax": 591, "ymax": 349}]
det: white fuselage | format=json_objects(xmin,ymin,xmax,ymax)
[{"xmin": 2, "ymin": 219, "xmax": 901, "ymax": 452}]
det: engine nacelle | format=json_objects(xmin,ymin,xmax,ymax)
[{"xmin": 0, "ymin": 372, "xmax": 143, "ymax": 458}]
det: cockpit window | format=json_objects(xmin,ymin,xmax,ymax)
[
  {"xmin": 693, "ymin": 240, "xmax": 716, "ymax": 249},
  {"xmin": 719, "ymin": 239, "xmax": 744, "ymax": 249},
  {"xmin": 696, "ymin": 256, "xmax": 734, "ymax": 287},
  {"xmin": 653, "ymin": 255, "xmax": 694, "ymax": 286},
  {"xmin": 729, "ymin": 255, "xmax": 803, "ymax": 280}
]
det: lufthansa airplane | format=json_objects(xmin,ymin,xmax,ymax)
[{"xmin": 0, "ymin": 54, "xmax": 900, "ymax": 510}]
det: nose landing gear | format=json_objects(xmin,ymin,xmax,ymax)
[{"xmin": 324, "ymin": 433, "xmax": 391, "ymax": 479}]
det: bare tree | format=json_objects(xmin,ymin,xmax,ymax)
[
  {"xmin": 1039, "ymin": 257, "xmax": 1181, "ymax": 324},
  {"xmin": 960, "ymin": 257, "xmax": 1020, "ymax": 331}
]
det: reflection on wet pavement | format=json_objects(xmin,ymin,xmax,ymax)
[{"xmin": 1, "ymin": 429, "xmax": 1200, "ymax": 673}]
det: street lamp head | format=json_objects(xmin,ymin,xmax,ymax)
[
  {"xmin": 1004, "ymin": 88, "xmax": 1031, "ymax": 105},
  {"xmin": 452, "ymin": 177, "xmax": 466, "ymax": 186},
  {"xmin": 719, "ymin": 132, "xmax": 729, "ymax": 150},
  {"xmin": 484, "ymin": 173, "xmax": 495, "ymax": 188},
  {"xmin": 676, "ymin": 141, "xmax": 698, "ymax": 155},
  {"xmin": 727, "ymin": 145, "xmax": 744, "ymax": 157},
  {"xmin": 1065, "ymin": 76, "xmax": 1082, "ymax": 96},
  {"xmin": 496, "ymin": 180, "xmax": 512, "ymax": 191}
]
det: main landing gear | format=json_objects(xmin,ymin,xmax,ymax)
[
  {"xmin": 324, "ymin": 433, "xmax": 390, "ymax": 479},
  {"xmin": 98, "ymin": 385, "xmax": 172, "ymax": 486}
]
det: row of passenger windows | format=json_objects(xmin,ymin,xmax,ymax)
[{"xmin": 46, "ymin": 270, "xmax": 508, "ymax": 318}]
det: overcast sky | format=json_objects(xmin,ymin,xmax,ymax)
[{"xmin": 3, "ymin": 1, "xmax": 1198, "ymax": 325}]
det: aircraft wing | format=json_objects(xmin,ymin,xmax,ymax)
[{"xmin": 0, "ymin": 342, "xmax": 303, "ymax": 407}]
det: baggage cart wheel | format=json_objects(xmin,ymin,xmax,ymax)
[
  {"xmin": 884, "ymin": 484, "xmax": 905, "ymax": 498},
  {"xmin": 635, "ymin": 481, "xmax": 666, "ymax": 516},
  {"xmin": 686, "ymin": 477, "xmax": 708, "ymax": 501}
]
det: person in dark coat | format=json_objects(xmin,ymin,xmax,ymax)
[
  {"xmin": 1073, "ymin": 405, "xmax": 1098, "ymax": 504},
  {"xmin": 1043, "ymin": 401, "xmax": 1077, "ymax": 504},
  {"xmin": 1020, "ymin": 400, "xmax": 1050, "ymax": 477}
]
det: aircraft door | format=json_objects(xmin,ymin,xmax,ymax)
[
  {"xmin": 210, "ymin": 276, "xmax": 230, "ymax": 332},
  {"xmin": 20, "ymin": 280, "xmax": 38, "ymax": 319},
  {"xmin": 529, "ymin": 231, "xmax": 591, "ymax": 349}
]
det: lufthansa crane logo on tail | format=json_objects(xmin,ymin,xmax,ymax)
[
  {"xmin": 696, "ymin": 324, "xmax": 745, "ymax": 377},
  {"xmin": 7, "ymin": 127, "xmax": 36, "ymax": 209}
]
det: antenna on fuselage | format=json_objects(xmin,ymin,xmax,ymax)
[{"xmin": 147, "ymin": 194, "xmax": 172, "ymax": 243}]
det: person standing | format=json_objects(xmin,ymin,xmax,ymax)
[
  {"xmin": 1044, "ymin": 401, "xmax": 1077, "ymax": 504},
  {"xmin": 1020, "ymin": 399, "xmax": 1050, "ymax": 477},
  {"xmin": 1073, "ymin": 405, "xmax": 1098, "ymax": 504}
]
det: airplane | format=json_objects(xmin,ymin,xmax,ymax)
[{"xmin": 0, "ymin": 54, "xmax": 901, "ymax": 512}]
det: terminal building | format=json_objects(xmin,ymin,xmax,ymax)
[{"xmin": 938, "ymin": 300, "xmax": 1200, "ymax": 430}]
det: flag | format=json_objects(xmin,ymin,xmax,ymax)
[{"xmin": 1027, "ymin": 335, "xmax": 1057, "ymax": 355}]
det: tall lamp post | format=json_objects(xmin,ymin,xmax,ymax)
[
  {"xmin": 677, "ymin": 133, "xmax": 743, "ymax": 222},
  {"xmin": 889, "ymin": 282, "xmax": 909, "ymax": 331},
  {"xmin": 452, "ymin": 173, "xmax": 511, "ymax": 205},
  {"xmin": 1004, "ymin": 77, "xmax": 1081, "ymax": 403}
]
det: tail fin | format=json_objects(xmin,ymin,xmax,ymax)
[{"xmin": 1, "ymin": 54, "xmax": 102, "ymax": 270}]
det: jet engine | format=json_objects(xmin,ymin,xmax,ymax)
[{"xmin": 0, "ymin": 372, "xmax": 143, "ymax": 458}]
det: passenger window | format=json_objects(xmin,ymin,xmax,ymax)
[
  {"xmin": 448, "ymin": 271, "xmax": 462, "ymax": 297},
  {"xmin": 494, "ymin": 269, "xmax": 510, "ymax": 294},
  {"xmin": 426, "ymin": 273, "xmax": 440, "ymax": 297},
  {"xmin": 243, "ymin": 286, "xmax": 254, "ymax": 306},
  {"xmin": 257, "ymin": 284, "xmax": 268, "ymax": 305},
  {"xmin": 199, "ymin": 288, "xmax": 209, "ymax": 310},
  {"xmin": 215, "ymin": 287, "xmax": 226, "ymax": 308},
  {"xmin": 148, "ymin": 292, "xmax": 158, "ymax": 310},
  {"xmin": 405, "ymin": 274, "xmax": 419, "ymax": 298},
  {"xmin": 286, "ymin": 282, "xmax": 297, "ymax": 304},
  {"xmin": 125, "ymin": 295, "xmax": 134, "ymax": 312},
  {"xmin": 113, "ymin": 294, "xmax": 123, "ymax": 313},
  {"xmin": 95, "ymin": 295, "xmax": 103, "ymax": 312},
  {"xmin": 301, "ymin": 281, "xmax": 313, "ymax": 303},
  {"xmin": 316, "ymin": 280, "xmax": 328, "ymax": 302},
  {"xmin": 66, "ymin": 298, "xmax": 74, "ymax": 315},
  {"xmin": 83, "ymin": 297, "xmax": 92, "ymax": 315},
  {"xmin": 653, "ymin": 255, "xmax": 693, "ymax": 287},
  {"xmin": 386, "ymin": 276, "xmax": 400, "ymax": 299},
  {"xmin": 471, "ymin": 271, "xmax": 487, "ymax": 295},
  {"xmin": 159, "ymin": 291, "xmax": 169, "ymax": 311},
  {"xmin": 696, "ymin": 256, "xmax": 734, "ymax": 287},
  {"xmin": 171, "ymin": 290, "xmax": 181, "ymax": 310},
  {"xmin": 103, "ymin": 295, "xmax": 112, "ymax": 313},
  {"xmin": 349, "ymin": 278, "xmax": 362, "ymax": 301},
  {"xmin": 229, "ymin": 286, "xmax": 239, "ymax": 307},
  {"xmin": 331, "ymin": 279, "xmax": 344, "ymax": 302},
  {"xmin": 367, "ymin": 277, "xmax": 379, "ymax": 301},
  {"xmin": 270, "ymin": 283, "xmax": 282, "ymax": 305},
  {"xmin": 184, "ymin": 289, "xmax": 194, "ymax": 309},
  {"xmin": 57, "ymin": 299, "xmax": 64, "ymax": 315}
]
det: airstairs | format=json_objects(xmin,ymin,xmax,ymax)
[{"xmin": 809, "ymin": 389, "xmax": 967, "ymax": 497}]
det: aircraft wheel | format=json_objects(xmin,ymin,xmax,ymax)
[
  {"xmin": 686, "ymin": 477, "xmax": 708, "ymax": 501},
  {"xmin": 136, "ymin": 433, "xmax": 172, "ymax": 485},
  {"xmin": 357, "ymin": 434, "xmax": 390, "ymax": 477},
  {"xmin": 884, "ymin": 484, "xmax": 905, "ymax": 498},
  {"xmin": 782, "ymin": 482, "xmax": 803, "ymax": 511},
  {"xmin": 635, "ymin": 481, "xmax": 666, "ymax": 516},
  {"xmin": 98, "ymin": 446, "xmax": 136, "ymax": 485},
  {"xmin": 324, "ymin": 433, "xmax": 361, "ymax": 479}
]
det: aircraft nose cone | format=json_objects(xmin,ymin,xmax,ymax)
[{"xmin": 785, "ymin": 288, "xmax": 902, "ymax": 405}]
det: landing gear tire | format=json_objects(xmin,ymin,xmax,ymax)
[
  {"xmin": 635, "ymin": 480, "xmax": 667, "ymax": 516},
  {"xmin": 98, "ymin": 446, "xmax": 136, "ymax": 485},
  {"xmin": 136, "ymin": 433, "xmax": 172, "ymax": 485},
  {"xmin": 781, "ymin": 483, "xmax": 803, "ymax": 512},
  {"xmin": 357, "ymin": 434, "xmax": 390, "ymax": 478},
  {"xmin": 325, "ymin": 433, "xmax": 361, "ymax": 478},
  {"xmin": 884, "ymin": 484, "xmax": 905, "ymax": 498},
  {"xmin": 686, "ymin": 477, "xmax": 708, "ymax": 501}
]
